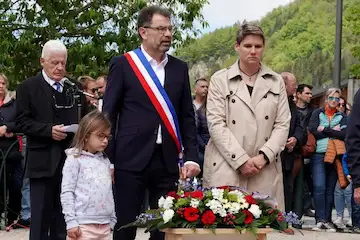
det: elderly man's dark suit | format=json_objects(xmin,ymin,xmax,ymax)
[{"xmin": 16, "ymin": 73, "xmax": 88, "ymax": 240}]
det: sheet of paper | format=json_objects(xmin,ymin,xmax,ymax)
[{"xmin": 62, "ymin": 124, "xmax": 79, "ymax": 133}]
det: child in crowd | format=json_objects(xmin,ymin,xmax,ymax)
[
  {"xmin": 61, "ymin": 110, "xmax": 116, "ymax": 239},
  {"xmin": 342, "ymin": 153, "xmax": 360, "ymax": 233}
]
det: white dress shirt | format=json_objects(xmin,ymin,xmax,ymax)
[
  {"xmin": 141, "ymin": 45, "xmax": 168, "ymax": 144},
  {"xmin": 140, "ymin": 46, "xmax": 199, "ymax": 168},
  {"xmin": 42, "ymin": 70, "xmax": 65, "ymax": 92}
]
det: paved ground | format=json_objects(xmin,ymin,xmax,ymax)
[
  {"xmin": 0, "ymin": 209, "xmax": 357, "ymax": 239},
  {"xmin": 1, "ymin": 228, "xmax": 360, "ymax": 240}
]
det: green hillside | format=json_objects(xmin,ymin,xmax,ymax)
[{"xmin": 175, "ymin": 0, "xmax": 360, "ymax": 86}]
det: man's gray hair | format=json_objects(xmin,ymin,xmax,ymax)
[{"xmin": 41, "ymin": 40, "xmax": 67, "ymax": 59}]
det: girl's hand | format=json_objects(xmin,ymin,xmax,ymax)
[
  {"xmin": 317, "ymin": 126, "xmax": 325, "ymax": 132},
  {"xmin": 347, "ymin": 175, "xmax": 352, "ymax": 182},
  {"xmin": 67, "ymin": 226, "xmax": 82, "ymax": 239}
]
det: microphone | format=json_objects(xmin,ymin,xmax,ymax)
[
  {"xmin": 63, "ymin": 78, "xmax": 76, "ymax": 86},
  {"xmin": 63, "ymin": 77, "xmax": 98, "ymax": 99}
]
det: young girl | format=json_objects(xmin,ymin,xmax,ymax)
[{"xmin": 61, "ymin": 110, "xmax": 116, "ymax": 239}]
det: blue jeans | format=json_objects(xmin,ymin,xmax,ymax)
[
  {"xmin": 311, "ymin": 153, "xmax": 338, "ymax": 222},
  {"xmin": 352, "ymin": 186, "xmax": 360, "ymax": 227},
  {"xmin": 334, "ymin": 181, "xmax": 352, "ymax": 218},
  {"xmin": 20, "ymin": 177, "xmax": 31, "ymax": 220},
  {"xmin": 20, "ymin": 137, "xmax": 30, "ymax": 220}
]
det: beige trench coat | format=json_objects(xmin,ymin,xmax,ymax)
[{"xmin": 203, "ymin": 60, "xmax": 291, "ymax": 210}]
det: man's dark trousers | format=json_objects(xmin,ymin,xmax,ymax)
[
  {"xmin": 113, "ymin": 145, "xmax": 178, "ymax": 240},
  {"xmin": 29, "ymin": 161, "xmax": 66, "ymax": 240}
]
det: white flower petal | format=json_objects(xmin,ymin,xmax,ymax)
[
  {"xmin": 248, "ymin": 205, "xmax": 262, "ymax": 219},
  {"xmin": 163, "ymin": 209, "xmax": 175, "ymax": 223}
]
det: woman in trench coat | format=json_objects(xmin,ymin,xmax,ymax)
[{"xmin": 203, "ymin": 23, "xmax": 291, "ymax": 211}]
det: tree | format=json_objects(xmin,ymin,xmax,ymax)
[
  {"xmin": 175, "ymin": 0, "xmax": 360, "ymax": 85},
  {"xmin": 345, "ymin": 0, "xmax": 360, "ymax": 78},
  {"xmin": 0, "ymin": 0, "xmax": 208, "ymax": 89}
]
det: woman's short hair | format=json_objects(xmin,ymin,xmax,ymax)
[
  {"xmin": 236, "ymin": 23, "xmax": 265, "ymax": 44},
  {"xmin": 0, "ymin": 72, "xmax": 9, "ymax": 87},
  {"xmin": 78, "ymin": 75, "xmax": 95, "ymax": 90},
  {"xmin": 325, "ymin": 88, "xmax": 341, "ymax": 98}
]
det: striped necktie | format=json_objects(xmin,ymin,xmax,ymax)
[{"xmin": 54, "ymin": 82, "xmax": 61, "ymax": 92}]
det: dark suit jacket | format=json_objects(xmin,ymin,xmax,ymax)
[
  {"xmin": 103, "ymin": 52, "xmax": 199, "ymax": 173},
  {"xmin": 281, "ymin": 100, "xmax": 307, "ymax": 171},
  {"xmin": 346, "ymin": 90, "xmax": 360, "ymax": 188},
  {"xmin": 15, "ymin": 73, "xmax": 88, "ymax": 178}
]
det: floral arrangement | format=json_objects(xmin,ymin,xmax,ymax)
[{"xmin": 120, "ymin": 180, "xmax": 300, "ymax": 235}]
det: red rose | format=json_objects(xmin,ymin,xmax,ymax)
[
  {"xmin": 201, "ymin": 210, "xmax": 216, "ymax": 225},
  {"xmin": 243, "ymin": 210, "xmax": 253, "ymax": 224},
  {"xmin": 183, "ymin": 207, "xmax": 200, "ymax": 222},
  {"xmin": 183, "ymin": 192, "xmax": 191, "ymax": 198},
  {"xmin": 191, "ymin": 191, "xmax": 204, "ymax": 200},
  {"xmin": 277, "ymin": 212, "xmax": 284, "ymax": 221},
  {"xmin": 245, "ymin": 195, "xmax": 257, "ymax": 205},
  {"xmin": 167, "ymin": 191, "xmax": 180, "ymax": 199}
]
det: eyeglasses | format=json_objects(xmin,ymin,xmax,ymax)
[
  {"xmin": 339, "ymin": 103, "xmax": 346, "ymax": 107},
  {"xmin": 89, "ymin": 88, "xmax": 99, "ymax": 94},
  {"xmin": 92, "ymin": 133, "xmax": 112, "ymax": 141},
  {"xmin": 143, "ymin": 25, "xmax": 174, "ymax": 34},
  {"xmin": 328, "ymin": 96, "xmax": 340, "ymax": 102}
]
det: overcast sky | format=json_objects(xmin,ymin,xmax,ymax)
[{"xmin": 201, "ymin": 0, "xmax": 293, "ymax": 33}]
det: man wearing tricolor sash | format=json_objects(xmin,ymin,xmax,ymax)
[{"xmin": 103, "ymin": 5, "xmax": 200, "ymax": 240}]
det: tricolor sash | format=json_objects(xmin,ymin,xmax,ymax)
[{"xmin": 124, "ymin": 48, "xmax": 185, "ymax": 170}]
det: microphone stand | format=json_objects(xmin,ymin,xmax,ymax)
[
  {"xmin": 74, "ymin": 93, "xmax": 82, "ymax": 123},
  {"xmin": 64, "ymin": 80, "xmax": 98, "ymax": 122}
]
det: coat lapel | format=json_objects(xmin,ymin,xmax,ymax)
[
  {"xmin": 251, "ymin": 65, "xmax": 275, "ymax": 108},
  {"xmin": 227, "ymin": 61, "xmax": 254, "ymax": 113}
]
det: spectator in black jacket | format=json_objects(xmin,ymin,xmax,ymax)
[
  {"xmin": 296, "ymin": 84, "xmax": 316, "ymax": 219},
  {"xmin": 281, "ymin": 73, "xmax": 307, "ymax": 223},
  {"xmin": 196, "ymin": 103, "xmax": 209, "ymax": 176},
  {"xmin": 0, "ymin": 73, "xmax": 23, "ymax": 226},
  {"xmin": 346, "ymin": 89, "xmax": 360, "ymax": 233}
]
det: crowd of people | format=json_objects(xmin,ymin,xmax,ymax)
[
  {"xmin": 191, "ymin": 35, "xmax": 360, "ymax": 234},
  {"xmin": 0, "ymin": 4, "xmax": 360, "ymax": 240}
]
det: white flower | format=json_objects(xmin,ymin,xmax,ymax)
[
  {"xmin": 162, "ymin": 209, "xmax": 175, "ymax": 223},
  {"xmin": 206, "ymin": 199, "xmax": 222, "ymax": 210},
  {"xmin": 223, "ymin": 202, "xmax": 232, "ymax": 209},
  {"xmin": 211, "ymin": 188, "xmax": 224, "ymax": 200},
  {"xmin": 206, "ymin": 199, "xmax": 227, "ymax": 217},
  {"xmin": 228, "ymin": 202, "xmax": 241, "ymax": 214},
  {"xmin": 248, "ymin": 204, "xmax": 262, "ymax": 219},
  {"xmin": 229, "ymin": 190, "xmax": 244, "ymax": 201},
  {"xmin": 163, "ymin": 196, "xmax": 175, "ymax": 210},
  {"xmin": 220, "ymin": 198, "xmax": 229, "ymax": 204},
  {"xmin": 190, "ymin": 198, "xmax": 200, "ymax": 208},
  {"xmin": 218, "ymin": 208, "xmax": 227, "ymax": 217},
  {"xmin": 158, "ymin": 196, "xmax": 166, "ymax": 208},
  {"xmin": 238, "ymin": 197, "xmax": 249, "ymax": 209}
]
